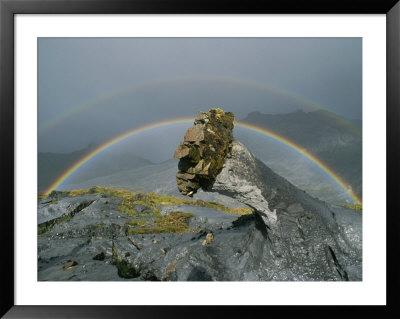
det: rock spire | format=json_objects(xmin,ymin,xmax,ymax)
[{"xmin": 174, "ymin": 108, "xmax": 234, "ymax": 195}]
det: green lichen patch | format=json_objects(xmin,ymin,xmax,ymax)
[
  {"xmin": 112, "ymin": 246, "xmax": 140, "ymax": 278},
  {"xmin": 38, "ymin": 213, "xmax": 73, "ymax": 236}
]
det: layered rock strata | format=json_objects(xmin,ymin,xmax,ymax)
[{"xmin": 174, "ymin": 108, "xmax": 234, "ymax": 195}]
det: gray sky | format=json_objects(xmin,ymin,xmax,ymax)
[{"xmin": 38, "ymin": 37, "xmax": 362, "ymax": 154}]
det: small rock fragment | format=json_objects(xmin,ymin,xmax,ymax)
[
  {"xmin": 162, "ymin": 259, "xmax": 178, "ymax": 281},
  {"xmin": 63, "ymin": 260, "xmax": 78, "ymax": 269},
  {"xmin": 202, "ymin": 233, "xmax": 214, "ymax": 246}
]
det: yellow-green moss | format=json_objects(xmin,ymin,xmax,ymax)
[
  {"xmin": 38, "ymin": 224, "xmax": 50, "ymax": 236},
  {"xmin": 126, "ymin": 211, "xmax": 194, "ymax": 235},
  {"xmin": 124, "ymin": 219, "xmax": 147, "ymax": 227},
  {"xmin": 118, "ymin": 191, "xmax": 253, "ymax": 216},
  {"xmin": 42, "ymin": 187, "xmax": 253, "ymax": 219},
  {"xmin": 199, "ymin": 200, "xmax": 253, "ymax": 215},
  {"xmin": 38, "ymin": 194, "xmax": 48, "ymax": 200},
  {"xmin": 39, "ymin": 186, "xmax": 134, "ymax": 200},
  {"xmin": 344, "ymin": 203, "xmax": 362, "ymax": 211},
  {"xmin": 112, "ymin": 246, "xmax": 139, "ymax": 278},
  {"xmin": 96, "ymin": 221, "xmax": 106, "ymax": 228},
  {"xmin": 153, "ymin": 211, "xmax": 195, "ymax": 234},
  {"xmin": 118, "ymin": 199, "xmax": 138, "ymax": 216},
  {"xmin": 39, "ymin": 187, "xmax": 253, "ymax": 236},
  {"xmin": 67, "ymin": 186, "xmax": 133, "ymax": 198},
  {"xmin": 37, "ymin": 213, "xmax": 73, "ymax": 236}
]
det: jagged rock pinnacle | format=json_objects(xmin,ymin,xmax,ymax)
[{"xmin": 174, "ymin": 108, "xmax": 234, "ymax": 196}]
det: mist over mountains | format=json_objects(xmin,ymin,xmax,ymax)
[
  {"xmin": 39, "ymin": 109, "xmax": 361, "ymax": 205},
  {"xmin": 236, "ymin": 109, "xmax": 362, "ymax": 204},
  {"xmin": 38, "ymin": 144, "xmax": 153, "ymax": 193},
  {"xmin": 39, "ymin": 38, "xmax": 362, "ymax": 155}
]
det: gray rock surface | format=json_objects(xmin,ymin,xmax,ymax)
[
  {"xmin": 211, "ymin": 140, "xmax": 362, "ymax": 280},
  {"xmin": 38, "ymin": 196, "xmax": 97, "ymax": 224},
  {"xmin": 38, "ymin": 142, "xmax": 361, "ymax": 281}
]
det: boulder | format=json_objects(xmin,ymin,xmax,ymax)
[{"xmin": 174, "ymin": 108, "xmax": 234, "ymax": 195}]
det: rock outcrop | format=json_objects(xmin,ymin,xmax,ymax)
[
  {"xmin": 174, "ymin": 108, "xmax": 234, "ymax": 195},
  {"xmin": 210, "ymin": 140, "xmax": 362, "ymax": 280},
  {"xmin": 37, "ymin": 147, "xmax": 362, "ymax": 281}
]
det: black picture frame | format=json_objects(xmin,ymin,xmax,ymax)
[{"xmin": 1, "ymin": 0, "xmax": 399, "ymax": 318}]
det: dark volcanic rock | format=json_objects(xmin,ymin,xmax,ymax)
[{"xmin": 174, "ymin": 108, "xmax": 234, "ymax": 196}]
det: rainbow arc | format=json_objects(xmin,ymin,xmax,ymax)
[
  {"xmin": 43, "ymin": 118, "xmax": 362, "ymax": 205},
  {"xmin": 39, "ymin": 75, "xmax": 361, "ymax": 137}
]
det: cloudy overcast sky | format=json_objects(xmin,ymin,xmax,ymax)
[{"xmin": 38, "ymin": 37, "xmax": 361, "ymax": 154}]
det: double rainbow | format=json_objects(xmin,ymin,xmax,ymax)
[
  {"xmin": 39, "ymin": 75, "xmax": 361, "ymax": 138},
  {"xmin": 43, "ymin": 118, "xmax": 362, "ymax": 205}
]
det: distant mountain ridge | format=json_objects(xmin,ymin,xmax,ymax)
[
  {"xmin": 38, "ymin": 143, "xmax": 153, "ymax": 194},
  {"xmin": 239, "ymin": 109, "xmax": 362, "ymax": 203},
  {"xmin": 243, "ymin": 109, "xmax": 361, "ymax": 151}
]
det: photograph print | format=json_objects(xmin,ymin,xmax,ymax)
[{"xmin": 37, "ymin": 37, "xmax": 362, "ymax": 281}]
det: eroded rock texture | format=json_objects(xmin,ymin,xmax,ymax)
[
  {"xmin": 174, "ymin": 108, "xmax": 234, "ymax": 195},
  {"xmin": 210, "ymin": 140, "xmax": 362, "ymax": 280}
]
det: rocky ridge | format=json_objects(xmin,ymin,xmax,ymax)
[{"xmin": 211, "ymin": 140, "xmax": 362, "ymax": 280}]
